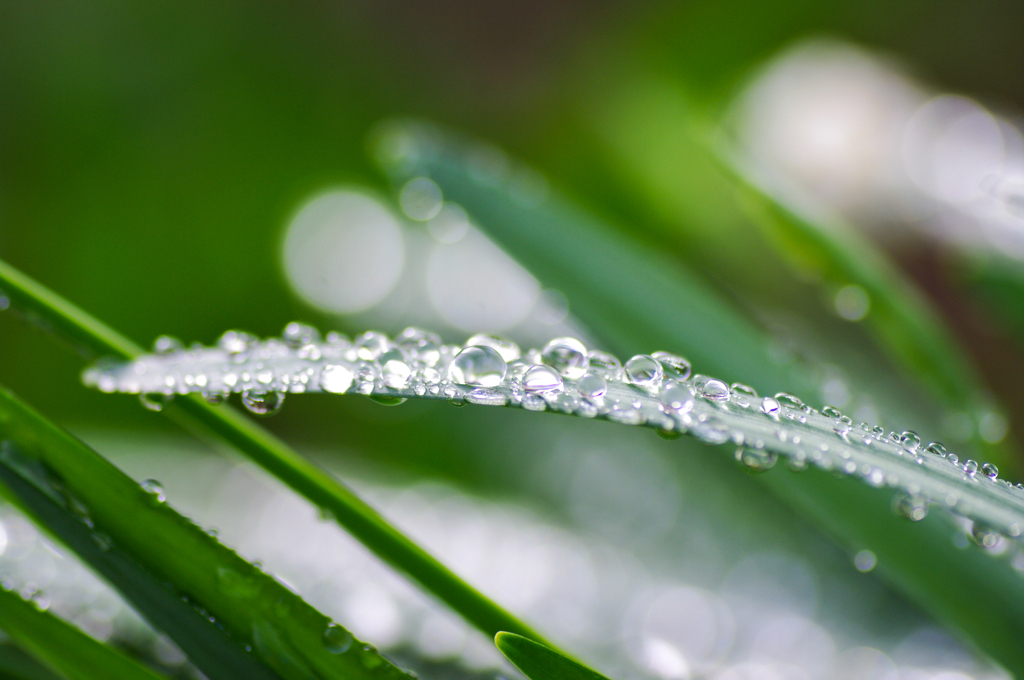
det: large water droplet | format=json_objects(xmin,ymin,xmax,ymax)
[
  {"xmin": 522, "ymin": 365, "xmax": 564, "ymax": 394},
  {"xmin": 541, "ymin": 337, "xmax": 589, "ymax": 379},
  {"xmin": 821, "ymin": 406, "xmax": 842, "ymax": 419},
  {"xmin": 775, "ymin": 393, "xmax": 804, "ymax": 410},
  {"xmin": 982, "ymin": 462, "xmax": 999, "ymax": 479},
  {"xmin": 577, "ymin": 372, "xmax": 607, "ymax": 398},
  {"xmin": 319, "ymin": 365, "xmax": 354, "ymax": 394},
  {"xmin": 323, "ymin": 622, "xmax": 354, "ymax": 654},
  {"xmin": 900, "ymin": 431, "xmax": 921, "ymax": 452},
  {"xmin": 925, "ymin": 442, "xmax": 947, "ymax": 457},
  {"xmin": 963, "ymin": 459, "xmax": 979, "ymax": 476},
  {"xmin": 587, "ymin": 350, "xmax": 623, "ymax": 379},
  {"xmin": 141, "ymin": 479, "xmax": 165, "ymax": 502},
  {"xmin": 379, "ymin": 349, "xmax": 411, "ymax": 388},
  {"xmin": 242, "ymin": 390, "xmax": 285, "ymax": 416},
  {"xmin": 735, "ymin": 447, "xmax": 778, "ymax": 472},
  {"xmin": 652, "ymin": 351, "xmax": 691, "ymax": 380},
  {"xmin": 448, "ymin": 346, "xmax": 506, "ymax": 387},
  {"xmin": 465, "ymin": 334, "xmax": 521, "ymax": 362},
  {"xmin": 760, "ymin": 397, "xmax": 780, "ymax": 417},
  {"xmin": 893, "ymin": 493, "xmax": 928, "ymax": 521},
  {"xmin": 700, "ymin": 379, "xmax": 730, "ymax": 401},
  {"xmin": 624, "ymin": 355, "xmax": 663, "ymax": 388}
]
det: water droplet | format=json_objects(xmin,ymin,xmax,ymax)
[
  {"xmin": 323, "ymin": 622, "xmax": 354, "ymax": 654},
  {"xmin": 379, "ymin": 349, "xmax": 411, "ymax": 388},
  {"xmin": 448, "ymin": 346, "xmax": 506, "ymax": 387},
  {"xmin": 361, "ymin": 645, "xmax": 383, "ymax": 669},
  {"xmin": 218, "ymin": 330, "xmax": 256, "ymax": 355},
  {"xmin": 521, "ymin": 394, "xmax": 547, "ymax": 411},
  {"xmin": 465, "ymin": 388, "xmax": 508, "ymax": 406},
  {"xmin": 893, "ymin": 493, "xmax": 928, "ymax": 521},
  {"xmin": 204, "ymin": 390, "xmax": 229, "ymax": 405},
  {"xmin": 319, "ymin": 365, "xmax": 354, "ymax": 394},
  {"xmin": 541, "ymin": 337, "xmax": 589, "ymax": 379},
  {"xmin": 652, "ymin": 351, "xmax": 691, "ymax": 380},
  {"xmin": 141, "ymin": 479, "xmax": 165, "ymax": 502},
  {"xmin": 355, "ymin": 332, "xmax": 391, "ymax": 360},
  {"xmin": 624, "ymin": 355, "xmax": 663, "ymax": 388},
  {"xmin": 587, "ymin": 350, "xmax": 623, "ymax": 379},
  {"xmin": 368, "ymin": 394, "xmax": 406, "ymax": 406},
  {"xmin": 735, "ymin": 446, "xmax": 778, "ymax": 472},
  {"xmin": 947, "ymin": 452, "xmax": 959, "ymax": 464},
  {"xmin": 834, "ymin": 421, "xmax": 851, "ymax": 438},
  {"xmin": 242, "ymin": 390, "xmax": 285, "ymax": 416},
  {"xmin": 91, "ymin": 532, "xmax": 112, "ymax": 551},
  {"xmin": 963, "ymin": 459, "xmax": 979, "ymax": 476},
  {"xmin": 139, "ymin": 393, "xmax": 171, "ymax": 412},
  {"xmin": 577, "ymin": 372, "xmax": 607, "ymax": 398},
  {"xmin": 821, "ymin": 406, "xmax": 842, "ymax": 419},
  {"xmin": 282, "ymin": 322, "xmax": 320, "ymax": 347},
  {"xmin": 522, "ymin": 365, "xmax": 564, "ymax": 394},
  {"xmin": 924, "ymin": 442, "xmax": 947, "ymax": 457},
  {"xmin": 982, "ymin": 462, "xmax": 999, "ymax": 479},
  {"xmin": 760, "ymin": 397, "xmax": 780, "ymax": 417},
  {"xmin": 731, "ymin": 383, "xmax": 758, "ymax": 398},
  {"xmin": 465, "ymin": 334, "xmax": 521, "ymax": 362},
  {"xmin": 700, "ymin": 379, "xmax": 730, "ymax": 401},
  {"xmin": 900, "ymin": 431, "xmax": 921, "ymax": 452},
  {"xmin": 297, "ymin": 344, "xmax": 322, "ymax": 360},
  {"xmin": 660, "ymin": 383, "xmax": 694, "ymax": 412},
  {"xmin": 152, "ymin": 335, "xmax": 184, "ymax": 354},
  {"xmin": 775, "ymin": 393, "xmax": 804, "ymax": 410},
  {"xmin": 691, "ymin": 417, "xmax": 730, "ymax": 445}
]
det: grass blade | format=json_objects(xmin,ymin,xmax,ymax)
[
  {"xmin": 0, "ymin": 585, "xmax": 168, "ymax": 680},
  {"xmin": 495, "ymin": 633, "xmax": 610, "ymax": 680},
  {"xmin": 0, "ymin": 258, "xmax": 551, "ymax": 650},
  {"xmin": 0, "ymin": 384, "xmax": 410, "ymax": 680}
]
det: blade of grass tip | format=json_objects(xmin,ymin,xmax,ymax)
[
  {"xmin": 709, "ymin": 142, "xmax": 1016, "ymax": 471},
  {"xmin": 371, "ymin": 127, "xmax": 1024, "ymax": 673},
  {"xmin": 495, "ymin": 633, "xmax": 612, "ymax": 680},
  {"xmin": 0, "ymin": 259, "xmax": 553, "ymax": 649},
  {"xmin": 0, "ymin": 384, "xmax": 411, "ymax": 680},
  {"xmin": 0, "ymin": 585, "xmax": 169, "ymax": 680}
]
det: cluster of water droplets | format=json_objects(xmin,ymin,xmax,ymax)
[{"xmin": 81, "ymin": 325, "xmax": 1024, "ymax": 566}]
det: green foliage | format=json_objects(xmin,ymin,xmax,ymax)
[
  {"xmin": 495, "ymin": 633, "xmax": 611, "ymax": 680},
  {"xmin": 0, "ymin": 584, "xmax": 168, "ymax": 680}
]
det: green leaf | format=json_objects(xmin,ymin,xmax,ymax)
[
  {"xmin": 0, "ymin": 384, "xmax": 407, "ymax": 680},
  {"xmin": 495, "ymin": 633, "xmax": 610, "ymax": 680},
  {"xmin": 0, "ymin": 585, "xmax": 168, "ymax": 680},
  {"xmin": 0, "ymin": 258, "xmax": 551, "ymax": 650}
]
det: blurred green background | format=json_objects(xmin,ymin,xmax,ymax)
[{"xmin": 1, "ymin": 1, "xmax": 1023, "ymax": 677}]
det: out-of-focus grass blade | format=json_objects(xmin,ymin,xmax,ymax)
[
  {"xmin": 0, "ymin": 585, "xmax": 168, "ymax": 680},
  {"xmin": 0, "ymin": 258, "xmax": 552, "ymax": 651},
  {"xmin": 373, "ymin": 121, "xmax": 813, "ymax": 400},
  {"xmin": 0, "ymin": 384, "xmax": 414, "ymax": 680},
  {"xmin": 374, "ymin": 123, "xmax": 1024, "ymax": 674},
  {"xmin": 495, "ymin": 633, "xmax": 611, "ymax": 680},
  {"xmin": 713, "ymin": 148, "xmax": 1014, "ymax": 469}
]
